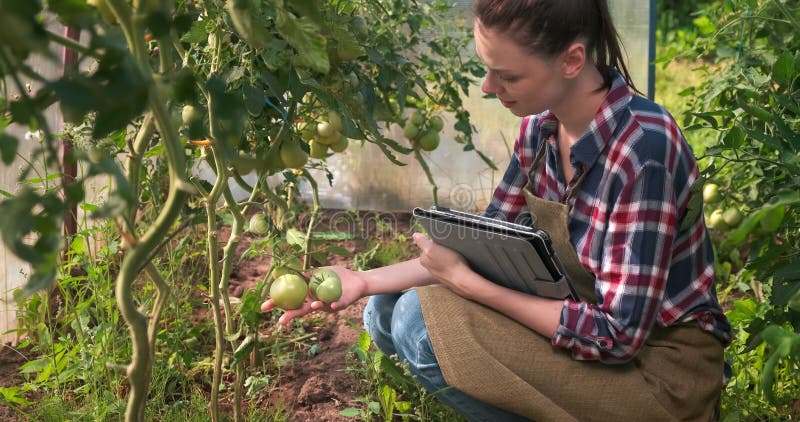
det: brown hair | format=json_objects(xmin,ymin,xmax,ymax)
[{"xmin": 473, "ymin": 0, "xmax": 639, "ymax": 94}]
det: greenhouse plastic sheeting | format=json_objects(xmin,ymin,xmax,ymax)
[{"xmin": 301, "ymin": 0, "xmax": 654, "ymax": 214}]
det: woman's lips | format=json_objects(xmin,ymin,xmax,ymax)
[{"xmin": 500, "ymin": 99, "xmax": 516, "ymax": 107}]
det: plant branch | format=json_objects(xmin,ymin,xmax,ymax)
[{"xmin": 46, "ymin": 30, "xmax": 100, "ymax": 59}]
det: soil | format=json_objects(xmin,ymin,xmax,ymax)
[
  {"xmin": 0, "ymin": 209, "xmax": 416, "ymax": 421},
  {"xmin": 0, "ymin": 345, "xmax": 29, "ymax": 420}
]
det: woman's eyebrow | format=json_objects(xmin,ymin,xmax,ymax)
[{"xmin": 474, "ymin": 50, "xmax": 515, "ymax": 74}]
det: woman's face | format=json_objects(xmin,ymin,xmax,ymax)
[{"xmin": 474, "ymin": 21, "xmax": 564, "ymax": 117}]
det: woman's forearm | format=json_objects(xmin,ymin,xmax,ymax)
[
  {"xmin": 456, "ymin": 266, "xmax": 563, "ymax": 338},
  {"xmin": 360, "ymin": 257, "xmax": 436, "ymax": 296}
]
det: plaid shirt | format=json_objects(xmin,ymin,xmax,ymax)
[{"xmin": 484, "ymin": 72, "xmax": 733, "ymax": 363}]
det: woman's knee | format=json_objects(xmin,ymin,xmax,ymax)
[
  {"xmin": 390, "ymin": 291, "xmax": 438, "ymax": 370},
  {"xmin": 363, "ymin": 293, "xmax": 402, "ymax": 355}
]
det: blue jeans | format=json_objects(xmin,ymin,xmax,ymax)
[{"xmin": 363, "ymin": 290, "xmax": 532, "ymax": 422}]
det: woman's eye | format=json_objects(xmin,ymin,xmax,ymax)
[{"xmin": 499, "ymin": 75, "xmax": 518, "ymax": 83}]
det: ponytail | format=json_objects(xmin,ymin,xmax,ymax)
[{"xmin": 593, "ymin": 0, "xmax": 640, "ymax": 94}]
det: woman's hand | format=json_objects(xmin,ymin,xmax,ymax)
[
  {"xmin": 412, "ymin": 232, "xmax": 489, "ymax": 300},
  {"xmin": 260, "ymin": 266, "xmax": 367, "ymax": 325}
]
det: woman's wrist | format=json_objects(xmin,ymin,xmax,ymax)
[{"xmin": 359, "ymin": 268, "xmax": 379, "ymax": 297}]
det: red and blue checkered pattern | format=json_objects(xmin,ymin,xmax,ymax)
[{"xmin": 484, "ymin": 71, "xmax": 733, "ymax": 363}]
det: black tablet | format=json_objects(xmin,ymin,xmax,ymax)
[{"xmin": 413, "ymin": 206, "xmax": 579, "ymax": 301}]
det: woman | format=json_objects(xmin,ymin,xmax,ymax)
[{"xmin": 262, "ymin": 1, "xmax": 733, "ymax": 420}]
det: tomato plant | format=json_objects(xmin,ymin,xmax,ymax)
[
  {"xmin": 668, "ymin": 0, "xmax": 800, "ymax": 415},
  {"xmin": 0, "ymin": 0, "xmax": 485, "ymax": 420}
]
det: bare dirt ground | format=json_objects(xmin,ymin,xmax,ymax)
[
  {"xmin": 0, "ymin": 345, "xmax": 28, "ymax": 420},
  {"xmin": 0, "ymin": 209, "xmax": 416, "ymax": 421}
]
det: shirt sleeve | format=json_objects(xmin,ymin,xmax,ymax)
[
  {"xmin": 482, "ymin": 119, "xmax": 531, "ymax": 223},
  {"xmin": 552, "ymin": 160, "xmax": 677, "ymax": 363}
]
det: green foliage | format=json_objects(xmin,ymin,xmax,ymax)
[
  {"xmin": 1, "ymin": 1, "xmax": 486, "ymax": 419},
  {"xmin": 659, "ymin": 0, "xmax": 800, "ymax": 417},
  {"xmin": 344, "ymin": 331, "xmax": 464, "ymax": 422}
]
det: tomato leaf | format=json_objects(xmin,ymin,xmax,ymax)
[
  {"xmin": 356, "ymin": 331, "xmax": 371, "ymax": 352},
  {"xmin": 242, "ymin": 83, "xmax": 264, "ymax": 117},
  {"xmin": 285, "ymin": 228, "xmax": 306, "ymax": 246},
  {"xmin": 311, "ymin": 230, "xmax": 353, "ymax": 241},
  {"xmin": 181, "ymin": 20, "xmax": 208, "ymax": 44},
  {"xmin": 287, "ymin": 0, "xmax": 324, "ymax": 26},
  {"xmin": 275, "ymin": 8, "xmax": 329, "ymax": 74},
  {"xmin": 0, "ymin": 133, "xmax": 19, "ymax": 165},
  {"xmin": 726, "ymin": 298, "xmax": 758, "ymax": 326},
  {"xmin": 330, "ymin": 25, "xmax": 365, "ymax": 62},
  {"xmin": 772, "ymin": 52, "xmax": 795, "ymax": 83},
  {"xmin": 772, "ymin": 280, "xmax": 800, "ymax": 308},
  {"xmin": 233, "ymin": 335, "xmax": 257, "ymax": 364},
  {"xmin": 339, "ymin": 408, "xmax": 360, "ymax": 418},
  {"xmin": 775, "ymin": 261, "xmax": 800, "ymax": 283}
]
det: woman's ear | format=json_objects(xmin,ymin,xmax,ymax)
[{"xmin": 561, "ymin": 43, "xmax": 586, "ymax": 79}]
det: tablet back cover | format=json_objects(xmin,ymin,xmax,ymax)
[{"xmin": 413, "ymin": 208, "xmax": 577, "ymax": 300}]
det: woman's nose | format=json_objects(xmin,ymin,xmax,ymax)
[
  {"xmin": 481, "ymin": 73, "xmax": 499, "ymax": 96},
  {"xmin": 481, "ymin": 76, "xmax": 494, "ymax": 95}
]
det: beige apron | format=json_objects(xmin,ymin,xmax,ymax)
[{"xmin": 417, "ymin": 143, "xmax": 723, "ymax": 421}]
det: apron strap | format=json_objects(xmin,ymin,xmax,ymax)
[{"xmin": 527, "ymin": 138, "xmax": 590, "ymax": 207}]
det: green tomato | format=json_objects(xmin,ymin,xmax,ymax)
[
  {"xmin": 417, "ymin": 130, "xmax": 440, "ymax": 151},
  {"xmin": 722, "ymin": 207, "xmax": 742, "ymax": 227},
  {"xmin": 279, "ymin": 141, "xmax": 308, "ymax": 169},
  {"xmin": 428, "ymin": 115, "xmax": 444, "ymax": 132},
  {"xmin": 182, "ymin": 105, "xmax": 200, "ymax": 126},
  {"xmin": 403, "ymin": 122, "xmax": 420, "ymax": 141},
  {"xmin": 315, "ymin": 278, "xmax": 342, "ymax": 303},
  {"xmin": 309, "ymin": 268, "xmax": 342, "ymax": 303},
  {"xmin": 309, "ymin": 268, "xmax": 336, "ymax": 296},
  {"xmin": 328, "ymin": 110, "xmax": 344, "ymax": 132},
  {"xmin": 329, "ymin": 134, "xmax": 348, "ymax": 153},
  {"xmin": 309, "ymin": 139, "xmax": 329, "ymax": 159},
  {"xmin": 317, "ymin": 121, "xmax": 336, "ymax": 138},
  {"xmin": 315, "ymin": 132, "xmax": 339, "ymax": 145},
  {"xmin": 708, "ymin": 209, "xmax": 729, "ymax": 231},
  {"xmin": 703, "ymin": 183, "xmax": 722, "ymax": 204},
  {"xmin": 248, "ymin": 214, "xmax": 271, "ymax": 235},
  {"xmin": 269, "ymin": 274, "xmax": 308, "ymax": 310},
  {"xmin": 299, "ymin": 123, "xmax": 316, "ymax": 141},
  {"xmin": 409, "ymin": 110, "xmax": 424, "ymax": 126}
]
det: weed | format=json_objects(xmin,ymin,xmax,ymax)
[{"xmin": 344, "ymin": 331, "xmax": 465, "ymax": 422}]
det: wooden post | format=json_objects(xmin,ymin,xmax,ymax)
[{"xmin": 60, "ymin": 26, "xmax": 80, "ymax": 244}]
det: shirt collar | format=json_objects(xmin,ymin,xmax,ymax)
[{"xmin": 536, "ymin": 70, "xmax": 633, "ymax": 167}]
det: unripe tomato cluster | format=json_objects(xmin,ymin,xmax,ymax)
[
  {"xmin": 268, "ymin": 268, "xmax": 343, "ymax": 310},
  {"xmin": 704, "ymin": 181, "xmax": 792, "ymax": 237},
  {"xmin": 293, "ymin": 96, "xmax": 352, "ymax": 167},
  {"xmin": 308, "ymin": 110, "xmax": 349, "ymax": 156},
  {"xmin": 704, "ymin": 183, "xmax": 744, "ymax": 232},
  {"xmin": 403, "ymin": 110, "xmax": 444, "ymax": 151}
]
